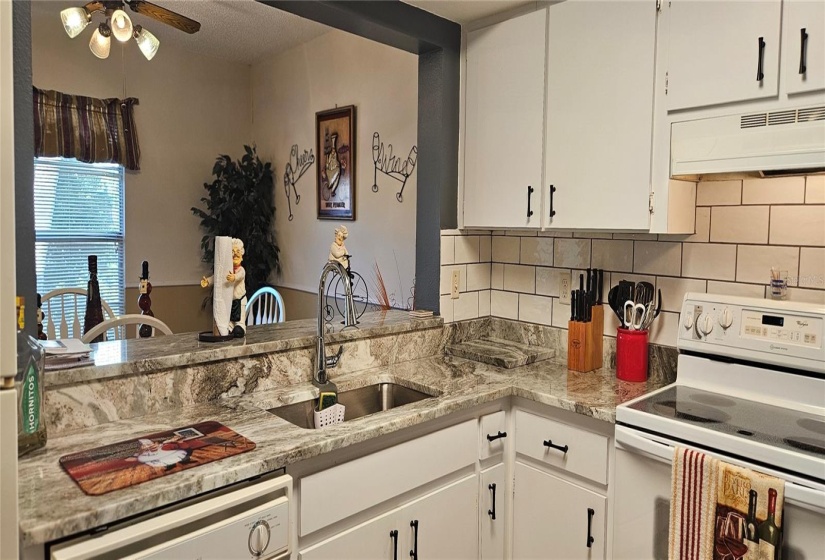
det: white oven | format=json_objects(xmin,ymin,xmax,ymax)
[
  {"xmin": 612, "ymin": 294, "xmax": 825, "ymax": 560},
  {"xmin": 46, "ymin": 472, "xmax": 292, "ymax": 560}
]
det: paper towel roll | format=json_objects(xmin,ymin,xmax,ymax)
[{"xmin": 213, "ymin": 236, "xmax": 233, "ymax": 336}]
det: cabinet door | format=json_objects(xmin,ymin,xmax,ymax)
[
  {"xmin": 512, "ymin": 462, "xmax": 606, "ymax": 560},
  {"xmin": 403, "ymin": 475, "xmax": 479, "ymax": 560},
  {"xmin": 667, "ymin": 0, "xmax": 781, "ymax": 110},
  {"xmin": 544, "ymin": 0, "xmax": 656, "ymax": 230},
  {"xmin": 784, "ymin": 0, "xmax": 825, "ymax": 95},
  {"xmin": 481, "ymin": 464, "xmax": 506, "ymax": 560},
  {"xmin": 298, "ymin": 507, "xmax": 400, "ymax": 560},
  {"xmin": 464, "ymin": 9, "xmax": 546, "ymax": 229}
]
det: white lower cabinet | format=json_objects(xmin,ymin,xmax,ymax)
[
  {"xmin": 298, "ymin": 475, "xmax": 478, "ymax": 560},
  {"xmin": 512, "ymin": 462, "xmax": 607, "ymax": 560},
  {"xmin": 480, "ymin": 463, "xmax": 506, "ymax": 560}
]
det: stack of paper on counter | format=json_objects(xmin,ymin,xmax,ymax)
[{"xmin": 40, "ymin": 339, "xmax": 94, "ymax": 370}]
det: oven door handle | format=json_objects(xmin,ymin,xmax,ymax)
[
  {"xmin": 615, "ymin": 426, "xmax": 825, "ymax": 515},
  {"xmin": 615, "ymin": 425, "xmax": 673, "ymax": 464}
]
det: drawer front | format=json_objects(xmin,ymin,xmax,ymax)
[
  {"xmin": 479, "ymin": 411, "xmax": 507, "ymax": 459},
  {"xmin": 300, "ymin": 420, "xmax": 477, "ymax": 536},
  {"xmin": 514, "ymin": 410, "xmax": 608, "ymax": 484}
]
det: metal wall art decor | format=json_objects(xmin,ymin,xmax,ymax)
[
  {"xmin": 371, "ymin": 131, "xmax": 417, "ymax": 202},
  {"xmin": 283, "ymin": 144, "xmax": 314, "ymax": 221},
  {"xmin": 316, "ymin": 105, "xmax": 356, "ymax": 220}
]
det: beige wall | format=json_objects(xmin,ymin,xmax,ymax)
[
  {"xmin": 31, "ymin": 10, "xmax": 252, "ymax": 290},
  {"xmin": 441, "ymin": 175, "xmax": 825, "ymax": 348},
  {"xmin": 251, "ymin": 30, "xmax": 418, "ymax": 307},
  {"xmin": 124, "ymin": 284, "xmax": 212, "ymax": 337}
]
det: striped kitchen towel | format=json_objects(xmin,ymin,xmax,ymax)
[{"xmin": 669, "ymin": 447, "xmax": 720, "ymax": 560}]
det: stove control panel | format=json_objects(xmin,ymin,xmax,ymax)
[{"xmin": 679, "ymin": 294, "xmax": 825, "ymax": 373}]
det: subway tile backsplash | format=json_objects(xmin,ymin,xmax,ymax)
[{"xmin": 440, "ymin": 175, "xmax": 825, "ymax": 347}]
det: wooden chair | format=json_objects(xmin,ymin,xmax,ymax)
[
  {"xmin": 81, "ymin": 314, "xmax": 173, "ymax": 344},
  {"xmin": 41, "ymin": 288, "xmax": 116, "ymax": 340},
  {"xmin": 245, "ymin": 286, "xmax": 285, "ymax": 326}
]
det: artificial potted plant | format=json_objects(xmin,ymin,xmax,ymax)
[{"xmin": 192, "ymin": 145, "xmax": 280, "ymax": 297}]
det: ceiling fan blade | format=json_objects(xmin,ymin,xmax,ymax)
[{"xmin": 126, "ymin": 0, "xmax": 201, "ymax": 34}]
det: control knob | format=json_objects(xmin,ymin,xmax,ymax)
[
  {"xmin": 248, "ymin": 520, "xmax": 271, "ymax": 557},
  {"xmin": 699, "ymin": 314, "xmax": 714, "ymax": 337},
  {"xmin": 718, "ymin": 308, "xmax": 733, "ymax": 330},
  {"xmin": 683, "ymin": 313, "xmax": 694, "ymax": 331}
]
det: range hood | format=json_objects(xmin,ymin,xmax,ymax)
[{"xmin": 670, "ymin": 105, "xmax": 825, "ymax": 177}]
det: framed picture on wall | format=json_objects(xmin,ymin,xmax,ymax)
[{"xmin": 316, "ymin": 105, "xmax": 356, "ymax": 220}]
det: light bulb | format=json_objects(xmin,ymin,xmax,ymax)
[
  {"xmin": 110, "ymin": 9, "xmax": 133, "ymax": 43},
  {"xmin": 89, "ymin": 24, "xmax": 111, "ymax": 59},
  {"xmin": 133, "ymin": 26, "xmax": 160, "ymax": 61},
  {"xmin": 60, "ymin": 7, "xmax": 90, "ymax": 39}
]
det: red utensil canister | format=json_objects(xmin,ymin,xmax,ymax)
[{"xmin": 616, "ymin": 327, "xmax": 648, "ymax": 382}]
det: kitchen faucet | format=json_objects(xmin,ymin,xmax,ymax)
[{"xmin": 315, "ymin": 260, "xmax": 357, "ymax": 390}]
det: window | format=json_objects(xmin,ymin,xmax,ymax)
[{"xmin": 34, "ymin": 158, "xmax": 125, "ymax": 321}]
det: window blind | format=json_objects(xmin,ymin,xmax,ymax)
[{"xmin": 34, "ymin": 158, "xmax": 125, "ymax": 327}]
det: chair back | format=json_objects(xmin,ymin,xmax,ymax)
[
  {"xmin": 245, "ymin": 286, "xmax": 285, "ymax": 325},
  {"xmin": 41, "ymin": 288, "xmax": 116, "ymax": 340},
  {"xmin": 81, "ymin": 314, "xmax": 173, "ymax": 344}
]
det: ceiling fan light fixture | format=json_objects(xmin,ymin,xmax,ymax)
[
  {"xmin": 60, "ymin": 6, "xmax": 90, "ymax": 39},
  {"xmin": 133, "ymin": 25, "xmax": 160, "ymax": 61},
  {"xmin": 110, "ymin": 9, "xmax": 133, "ymax": 42},
  {"xmin": 89, "ymin": 23, "xmax": 112, "ymax": 59}
]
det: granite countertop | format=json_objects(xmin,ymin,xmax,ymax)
[
  {"xmin": 19, "ymin": 354, "xmax": 667, "ymax": 547},
  {"xmin": 46, "ymin": 310, "xmax": 442, "ymax": 387}
]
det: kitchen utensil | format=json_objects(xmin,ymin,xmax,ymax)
[
  {"xmin": 623, "ymin": 300, "xmax": 646, "ymax": 330},
  {"xmin": 616, "ymin": 327, "xmax": 648, "ymax": 382},
  {"xmin": 608, "ymin": 286, "xmax": 624, "ymax": 322}
]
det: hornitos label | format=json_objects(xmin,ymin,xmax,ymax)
[{"xmin": 20, "ymin": 357, "xmax": 40, "ymax": 434}]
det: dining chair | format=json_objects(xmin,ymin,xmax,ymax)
[
  {"xmin": 41, "ymin": 287, "xmax": 116, "ymax": 340},
  {"xmin": 80, "ymin": 314, "xmax": 173, "ymax": 344},
  {"xmin": 245, "ymin": 286, "xmax": 286, "ymax": 325}
]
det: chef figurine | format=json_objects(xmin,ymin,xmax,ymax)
[
  {"xmin": 328, "ymin": 225, "xmax": 350, "ymax": 270},
  {"xmin": 201, "ymin": 237, "xmax": 247, "ymax": 337}
]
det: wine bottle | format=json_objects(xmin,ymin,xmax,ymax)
[
  {"xmin": 137, "ymin": 260, "xmax": 154, "ymax": 338},
  {"xmin": 757, "ymin": 488, "xmax": 781, "ymax": 560},
  {"xmin": 746, "ymin": 489, "xmax": 759, "ymax": 543},
  {"xmin": 83, "ymin": 255, "xmax": 105, "ymax": 343},
  {"xmin": 15, "ymin": 297, "xmax": 47, "ymax": 456}
]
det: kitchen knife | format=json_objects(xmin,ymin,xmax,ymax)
[
  {"xmin": 597, "ymin": 269, "xmax": 603, "ymax": 304},
  {"xmin": 570, "ymin": 290, "xmax": 576, "ymax": 321},
  {"xmin": 586, "ymin": 269, "xmax": 592, "ymax": 305}
]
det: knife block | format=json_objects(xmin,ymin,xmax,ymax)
[
  {"xmin": 589, "ymin": 305, "xmax": 604, "ymax": 369},
  {"xmin": 568, "ymin": 320, "xmax": 596, "ymax": 372}
]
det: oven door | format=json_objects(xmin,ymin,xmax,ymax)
[{"xmin": 612, "ymin": 426, "xmax": 825, "ymax": 560}]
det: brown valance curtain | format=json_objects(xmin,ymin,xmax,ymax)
[{"xmin": 32, "ymin": 87, "xmax": 141, "ymax": 171}]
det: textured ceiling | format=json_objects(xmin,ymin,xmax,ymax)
[
  {"xmin": 31, "ymin": 0, "xmax": 333, "ymax": 64},
  {"xmin": 403, "ymin": 0, "xmax": 534, "ymax": 25}
]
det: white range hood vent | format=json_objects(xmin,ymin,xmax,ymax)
[{"xmin": 671, "ymin": 105, "xmax": 825, "ymax": 177}]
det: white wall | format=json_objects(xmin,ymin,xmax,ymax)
[
  {"xmin": 31, "ymin": 10, "xmax": 252, "ymax": 287},
  {"xmin": 251, "ymin": 30, "xmax": 418, "ymax": 307}
]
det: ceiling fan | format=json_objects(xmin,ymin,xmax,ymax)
[{"xmin": 60, "ymin": 1, "xmax": 201, "ymax": 61}]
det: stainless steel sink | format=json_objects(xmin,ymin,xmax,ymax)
[{"xmin": 268, "ymin": 383, "xmax": 436, "ymax": 429}]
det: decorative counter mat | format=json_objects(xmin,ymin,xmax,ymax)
[
  {"xmin": 59, "ymin": 421, "xmax": 256, "ymax": 496},
  {"xmin": 446, "ymin": 337, "xmax": 555, "ymax": 369}
]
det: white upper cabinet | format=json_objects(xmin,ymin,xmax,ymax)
[
  {"xmin": 544, "ymin": 0, "xmax": 658, "ymax": 230},
  {"xmin": 463, "ymin": 10, "xmax": 547, "ymax": 229},
  {"xmin": 666, "ymin": 0, "xmax": 782, "ymax": 111},
  {"xmin": 784, "ymin": 0, "xmax": 825, "ymax": 95}
]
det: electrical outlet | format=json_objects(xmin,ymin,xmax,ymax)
[
  {"xmin": 451, "ymin": 269, "xmax": 460, "ymax": 299},
  {"xmin": 560, "ymin": 274, "xmax": 571, "ymax": 305}
]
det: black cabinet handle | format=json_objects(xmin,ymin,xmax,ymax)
[
  {"xmin": 756, "ymin": 37, "xmax": 765, "ymax": 81},
  {"xmin": 486, "ymin": 430, "xmax": 507, "ymax": 442},
  {"xmin": 543, "ymin": 439, "xmax": 569, "ymax": 453},
  {"xmin": 799, "ymin": 28, "xmax": 808, "ymax": 74},
  {"xmin": 390, "ymin": 530, "xmax": 399, "ymax": 560},
  {"xmin": 527, "ymin": 186, "xmax": 534, "ymax": 218},
  {"xmin": 409, "ymin": 520, "xmax": 419, "ymax": 560},
  {"xmin": 586, "ymin": 508, "xmax": 595, "ymax": 548},
  {"xmin": 549, "ymin": 185, "xmax": 556, "ymax": 218},
  {"xmin": 488, "ymin": 483, "xmax": 497, "ymax": 520}
]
